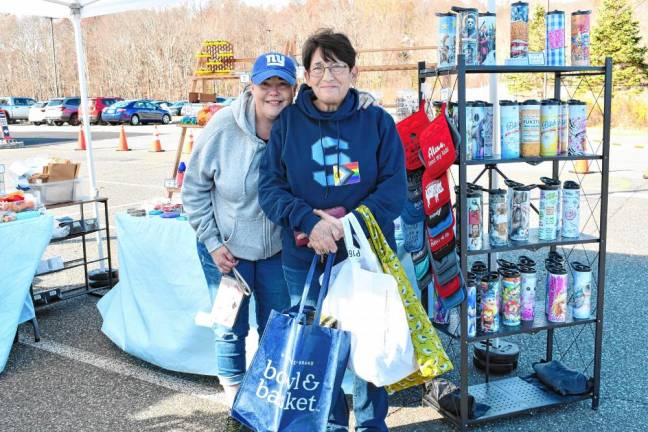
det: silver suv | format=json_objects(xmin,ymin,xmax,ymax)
[{"xmin": 0, "ymin": 97, "xmax": 37, "ymax": 123}]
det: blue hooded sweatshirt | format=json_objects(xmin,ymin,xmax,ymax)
[{"xmin": 259, "ymin": 85, "xmax": 406, "ymax": 267}]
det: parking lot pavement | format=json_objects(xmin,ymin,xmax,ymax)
[{"xmin": 1, "ymin": 124, "xmax": 648, "ymax": 431}]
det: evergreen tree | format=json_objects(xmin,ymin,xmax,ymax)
[
  {"xmin": 507, "ymin": 5, "xmax": 545, "ymax": 97},
  {"xmin": 591, "ymin": 0, "xmax": 648, "ymax": 89}
]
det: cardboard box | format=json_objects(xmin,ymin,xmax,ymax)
[{"xmin": 188, "ymin": 92, "xmax": 216, "ymax": 103}]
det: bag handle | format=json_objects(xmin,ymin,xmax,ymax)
[
  {"xmin": 297, "ymin": 253, "xmax": 335, "ymax": 326},
  {"xmin": 314, "ymin": 253, "xmax": 336, "ymax": 326},
  {"xmin": 344, "ymin": 212, "xmax": 381, "ymax": 273},
  {"xmin": 231, "ymin": 267, "xmax": 251, "ymax": 296}
]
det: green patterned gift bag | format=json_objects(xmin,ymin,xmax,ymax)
[{"xmin": 355, "ymin": 205, "xmax": 453, "ymax": 394}]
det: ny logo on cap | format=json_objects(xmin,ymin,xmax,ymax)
[{"xmin": 266, "ymin": 54, "xmax": 285, "ymax": 67}]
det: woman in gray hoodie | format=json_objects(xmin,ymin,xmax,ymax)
[{"xmin": 183, "ymin": 53, "xmax": 297, "ymax": 416}]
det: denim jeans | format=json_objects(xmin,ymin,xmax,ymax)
[
  {"xmin": 197, "ymin": 242, "xmax": 289, "ymax": 386},
  {"xmin": 282, "ymin": 262, "xmax": 389, "ymax": 432}
]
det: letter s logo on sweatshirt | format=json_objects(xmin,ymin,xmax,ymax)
[{"xmin": 311, "ymin": 137, "xmax": 360, "ymax": 187}]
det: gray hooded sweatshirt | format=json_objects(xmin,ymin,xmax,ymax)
[{"xmin": 182, "ymin": 89, "xmax": 282, "ymax": 260}]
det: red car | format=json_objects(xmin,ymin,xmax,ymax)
[{"xmin": 79, "ymin": 97, "xmax": 123, "ymax": 124}]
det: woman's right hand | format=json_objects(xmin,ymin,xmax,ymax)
[
  {"xmin": 308, "ymin": 219, "xmax": 340, "ymax": 255},
  {"xmin": 210, "ymin": 246, "xmax": 239, "ymax": 273}
]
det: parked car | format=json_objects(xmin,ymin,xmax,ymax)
[
  {"xmin": 28, "ymin": 101, "xmax": 49, "ymax": 125},
  {"xmin": 167, "ymin": 100, "xmax": 188, "ymax": 116},
  {"xmin": 79, "ymin": 97, "xmax": 123, "ymax": 124},
  {"xmin": 45, "ymin": 97, "xmax": 81, "ymax": 126},
  {"xmin": 101, "ymin": 99, "xmax": 172, "ymax": 125},
  {"xmin": 0, "ymin": 97, "xmax": 37, "ymax": 123}
]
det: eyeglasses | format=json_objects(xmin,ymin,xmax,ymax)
[{"xmin": 309, "ymin": 63, "xmax": 349, "ymax": 78}]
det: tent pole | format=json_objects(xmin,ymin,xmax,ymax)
[{"xmin": 71, "ymin": 6, "xmax": 106, "ymax": 271}]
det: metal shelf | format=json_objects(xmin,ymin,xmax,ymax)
[
  {"xmin": 417, "ymin": 54, "xmax": 612, "ymax": 430},
  {"xmin": 35, "ymin": 257, "xmax": 108, "ymax": 277},
  {"xmin": 466, "ymin": 230, "xmax": 599, "ymax": 256},
  {"xmin": 420, "ymin": 64, "xmax": 606, "ymax": 77},
  {"xmin": 49, "ymin": 227, "xmax": 104, "ymax": 244},
  {"xmin": 457, "ymin": 154, "xmax": 603, "ymax": 166},
  {"xmin": 437, "ymin": 377, "xmax": 592, "ymax": 426},
  {"xmin": 434, "ymin": 301, "xmax": 596, "ymax": 342}
]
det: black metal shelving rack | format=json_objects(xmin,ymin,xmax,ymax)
[
  {"xmin": 417, "ymin": 55, "xmax": 612, "ymax": 430},
  {"xmin": 31, "ymin": 197, "xmax": 114, "ymax": 308}
]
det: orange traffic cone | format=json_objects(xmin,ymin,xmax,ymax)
[
  {"xmin": 183, "ymin": 132, "xmax": 194, "ymax": 154},
  {"xmin": 149, "ymin": 126, "xmax": 164, "ymax": 152},
  {"xmin": 117, "ymin": 126, "xmax": 131, "ymax": 151},
  {"xmin": 75, "ymin": 127, "xmax": 86, "ymax": 151}
]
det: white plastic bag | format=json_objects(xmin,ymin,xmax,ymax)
[{"xmin": 321, "ymin": 213, "xmax": 417, "ymax": 387}]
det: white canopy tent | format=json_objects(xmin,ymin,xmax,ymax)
[{"xmin": 0, "ymin": 0, "xmax": 187, "ymax": 270}]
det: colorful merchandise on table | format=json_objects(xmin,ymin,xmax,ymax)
[
  {"xmin": 480, "ymin": 272, "xmax": 501, "ymax": 333},
  {"xmin": 571, "ymin": 11, "xmax": 591, "ymax": 66},
  {"xmin": 519, "ymin": 264, "xmax": 537, "ymax": 321},
  {"xmin": 0, "ymin": 191, "xmax": 42, "ymax": 224},
  {"xmin": 500, "ymin": 269, "xmax": 522, "ymax": 326},
  {"xmin": 546, "ymin": 264, "xmax": 568, "ymax": 323}
]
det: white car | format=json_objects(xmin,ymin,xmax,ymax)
[{"xmin": 28, "ymin": 101, "xmax": 48, "ymax": 125}]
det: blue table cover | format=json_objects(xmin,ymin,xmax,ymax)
[
  {"xmin": 97, "ymin": 214, "xmax": 219, "ymax": 375},
  {"xmin": 0, "ymin": 214, "xmax": 53, "ymax": 373}
]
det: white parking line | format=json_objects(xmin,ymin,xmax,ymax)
[{"xmin": 19, "ymin": 335, "xmax": 227, "ymax": 407}]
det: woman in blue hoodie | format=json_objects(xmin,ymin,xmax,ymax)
[{"xmin": 259, "ymin": 29, "xmax": 406, "ymax": 432}]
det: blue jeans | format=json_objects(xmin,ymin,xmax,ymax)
[
  {"xmin": 282, "ymin": 263, "xmax": 389, "ymax": 432},
  {"xmin": 197, "ymin": 242, "xmax": 289, "ymax": 386}
]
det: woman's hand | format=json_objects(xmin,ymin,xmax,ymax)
[
  {"xmin": 357, "ymin": 91, "xmax": 378, "ymax": 110},
  {"xmin": 308, "ymin": 215, "xmax": 342, "ymax": 255},
  {"xmin": 313, "ymin": 209, "xmax": 344, "ymax": 240},
  {"xmin": 210, "ymin": 245, "xmax": 239, "ymax": 274}
]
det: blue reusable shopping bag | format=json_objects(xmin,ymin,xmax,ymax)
[{"xmin": 232, "ymin": 254, "xmax": 350, "ymax": 432}]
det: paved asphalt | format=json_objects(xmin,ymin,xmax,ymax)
[{"xmin": 1, "ymin": 124, "xmax": 647, "ymax": 431}]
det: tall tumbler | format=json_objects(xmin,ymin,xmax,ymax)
[
  {"xmin": 500, "ymin": 100, "xmax": 520, "ymax": 159},
  {"xmin": 571, "ymin": 261, "xmax": 592, "ymax": 319},
  {"xmin": 465, "ymin": 101, "xmax": 478, "ymax": 160},
  {"xmin": 510, "ymin": 2, "xmax": 529, "ymax": 59},
  {"xmin": 467, "ymin": 274, "xmax": 477, "ymax": 337},
  {"xmin": 568, "ymin": 99, "xmax": 588, "ymax": 155},
  {"xmin": 571, "ymin": 10, "xmax": 591, "ymax": 66},
  {"xmin": 519, "ymin": 265, "xmax": 537, "ymax": 321},
  {"xmin": 478, "ymin": 12, "xmax": 497, "ymax": 65},
  {"xmin": 559, "ymin": 101, "xmax": 569, "ymax": 155},
  {"xmin": 472, "ymin": 261, "xmax": 488, "ymax": 318},
  {"xmin": 546, "ymin": 10, "xmax": 566, "ymax": 66},
  {"xmin": 520, "ymin": 100, "xmax": 541, "ymax": 157},
  {"xmin": 454, "ymin": 7, "xmax": 479, "ymax": 65},
  {"xmin": 538, "ymin": 182, "xmax": 560, "ymax": 241},
  {"xmin": 483, "ymin": 101, "xmax": 494, "ymax": 158},
  {"xmin": 500, "ymin": 269, "xmax": 522, "ymax": 326},
  {"xmin": 546, "ymin": 265, "xmax": 568, "ymax": 323},
  {"xmin": 481, "ymin": 272, "xmax": 501, "ymax": 333},
  {"xmin": 561, "ymin": 180, "xmax": 581, "ymax": 238},
  {"xmin": 467, "ymin": 187, "xmax": 483, "ymax": 251},
  {"xmin": 540, "ymin": 99, "xmax": 560, "ymax": 156},
  {"xmin": 505, "ymin": 179, "xmax": 523, "ymax": 238},
  {"xmin": 489, "ymin": 188, "xmax": 508, "ymax": 247},
  {"xmin": 436, "ymin": 12, "xmax": 457, "ymax": 68},
  {"xmin": 510, "ymin": 184, "xmax": 533, "ymax": 241}
]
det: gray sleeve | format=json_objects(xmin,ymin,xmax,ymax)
[{"xmin": 182, "ymin": 128, "xmax": 223, "ymax": 253}]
